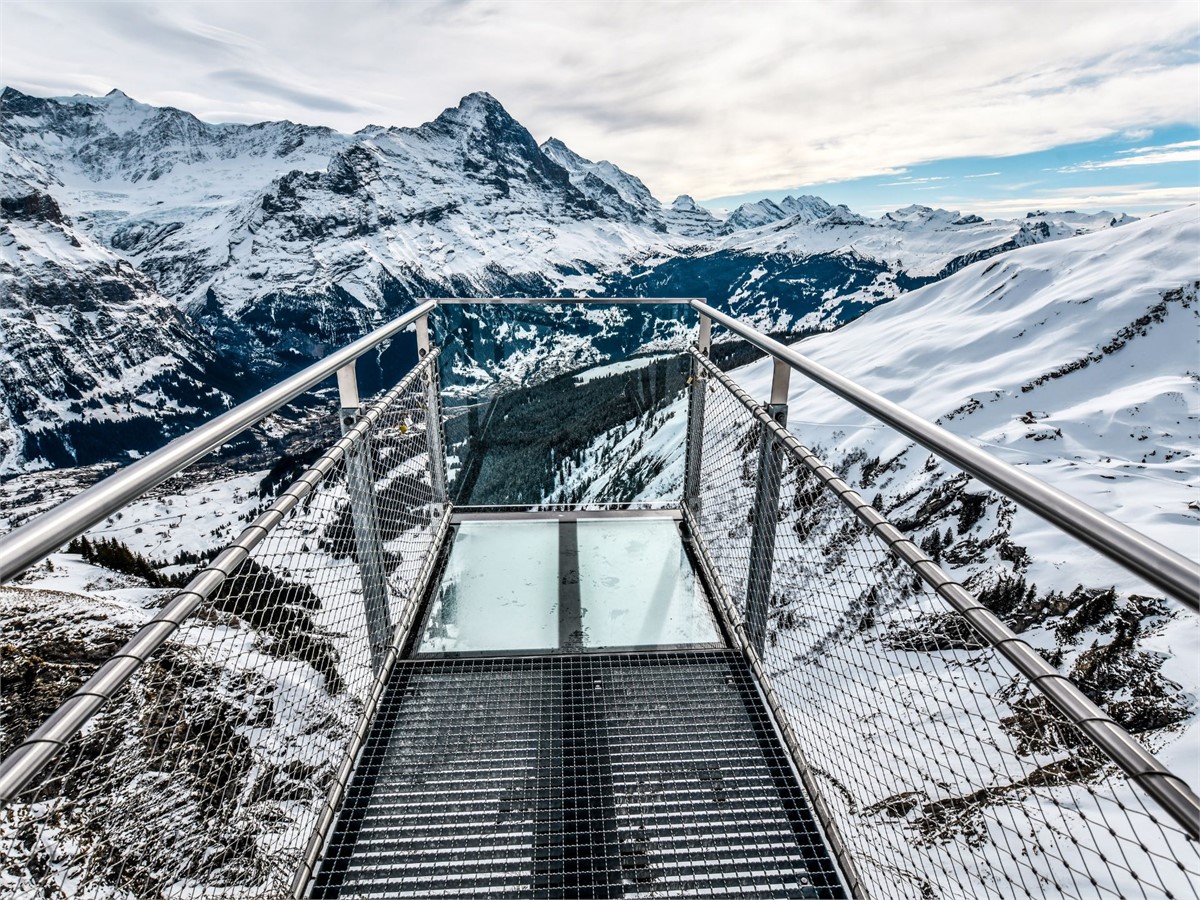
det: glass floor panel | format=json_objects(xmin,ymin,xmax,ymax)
[
  {"xmin": 417, "ymin": 520, "xmax": 560, "ymax": 653},
  {"xmin": 576, "ymin": 518, "xmax": 719, "ymax": 647},
  {"xmin": 416, "ymin": 515, "xmax": 720, "ymax": 654}
]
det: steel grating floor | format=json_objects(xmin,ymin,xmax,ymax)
[{"xmin": 312, "ymin": 649, "xmax": 846, "ymax": 898}]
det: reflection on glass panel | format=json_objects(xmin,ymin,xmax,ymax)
[
  {"xmin": 577, "ymin": 518, "xmax": 719, "ymax": 648},
  {"xmin": 417, "ymin": 521, "xmax": 559, "ymax": 653},
  {"xmin": 434, "ymin": 303, "xmax": 696, "ymax": 508}
]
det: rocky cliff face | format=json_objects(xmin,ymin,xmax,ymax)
[{"xmin": 0, "ymin": 153, "xmax": 228, "ymax": 472}]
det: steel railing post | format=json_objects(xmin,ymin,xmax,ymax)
[
  {"xmin": 416, "ymin": 313, "xmax": 448, "ymax": 515},
  {"xmin": 745, "ymin": 358, "xmax": 791, "ymax": 654},
  {"xmin": 683, "ymin": 313, "xmax": 712, "ymax": 514},
  {"xmin": 338, "ymin": 360, "xmax": 393, "ymax": 673}
]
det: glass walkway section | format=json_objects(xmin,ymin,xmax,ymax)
[{"xmin": 416, "ymin": 513, "xmax": 720, "ymax": 654}]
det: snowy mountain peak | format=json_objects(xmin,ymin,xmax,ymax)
[
  {"xmin": 0, "ymin": 87, "xmax": 53, "ymax": 119},
  {"xmin": 459, "ymin": 90, "xmax": 504, "ymax": 110},
  {"xmin": 671, "ymin": 194, "xmax": 701, "ymax": 211},
  {"xmin": 885, "ymin": 204, "xmax": 954, "ymax": 222},
  {"xmin": 429, "ymin": 91, "xmax": 520, "ymax": 134},
  {"xmin": 779, "ymin": 194, "xmax": 838, "ymax": 220},
  {"xmin": 404, "ymin": 91, "xmax": 575, "ymax": 197},
  {"xmin": 97, "ymin": 88, "xmax": 139, "ymax": 105},
  {"xmin": 723, "ymin": 194, "xmax": 847, "ymax": 232},
  {"xmin": 540, "ymin": 137, "xmax": 586, "ymax": 165},
  {"xmin": 725, "ymin": 198, "xmax": 787, "ymax": 230},
  {"xmin": 540, "ymin": 136, "xmax": 662, "ymax": 224},
  {"xmin": 0, "ymin": 85, "xmax": 347, "ymax": 185}
]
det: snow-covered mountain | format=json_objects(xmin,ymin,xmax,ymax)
[
  {"xmin": 0, "ymin": 85, "xmax": 1139, "ymax": 473},
  {"xmin": 0, "ymin": 152, "xmax": 229, "ymax": 473},
  {"xmin": 737, "ymin": 205, "xmax": 1197, "ymax": 573}
]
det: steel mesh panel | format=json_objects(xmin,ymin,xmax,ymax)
[
  {"xmin": 690, "ymin": 351, "xmax": 1200, "ymax": 900},
  {"xmin": 1, "ymin": 354, "xmax": 448, "ymax": 898},
  {"xmin": 313, "ymin": 650, "xmax": 845, "ymax": 899},
  {"xmin": 693, "ymin": 378, "xmax": 760, "ymax": 610}
]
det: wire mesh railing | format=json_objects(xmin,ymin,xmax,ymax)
[
  {"xmin": 0, "ymin": 352, "xmax": 449, "ymax": 899},
  {"xmin": 686, "ymin": 347, "xmax": 1200, "ymax": 900}
]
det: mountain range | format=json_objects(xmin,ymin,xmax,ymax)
[{"xmin": 0, "ymin": 86, "xmax": 1138, "ymax": 474}]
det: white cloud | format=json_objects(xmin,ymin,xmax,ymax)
[
  {"xmin": 1119, "ymin": 139, "xmax": 1200, "ymax": 155},
  {"xmin": 882, "ymin": 176, "xmax": 951, "ymax": 186},
  {"xmin": 942, "ymin": 185, "xmax": 1200, "ymax": 218},
  {"xmin": 1060, "ymin": 140, "xmax": 1200, "ymax": 172},
  {"xmin": 1075, "ymin": 149, "xmax": 1200, "ymax": 169},
  {"xmin": 1, "ymin": 0, "xmax": 1198, "ymax": 200}
]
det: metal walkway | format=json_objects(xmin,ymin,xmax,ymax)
[{"xmin": 312, "ymin": 650, "xmax": 845, "ymax": 898}]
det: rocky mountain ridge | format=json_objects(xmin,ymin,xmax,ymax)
[
  {"xmin": 0, "ymin": 157, "xmax": 229, "ymax": 473},
  {"xmin": 0, "ymin": 85, "xmax": 1140, "ymax": 473}
]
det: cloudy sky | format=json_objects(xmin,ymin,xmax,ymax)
[{"xmin": 2, "ymin": 0, "xmax": 1197, "ymax": 216}]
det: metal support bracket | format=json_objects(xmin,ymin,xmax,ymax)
[
  {"xmin": 745, "ymin": 359, "xmax": 790, "ymax": 655},
  {"xmin": 338, "ymin": 360, "xmax": 393, "ymax": 673},
  {"xmin": 683, "ymin": 313, "xmax": 712, "ymax": 515}
]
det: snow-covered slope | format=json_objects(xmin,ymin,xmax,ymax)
[
  {"xmin": 735, "ymin": 204, "xmax": 1198, "ymax": 572},
  {"xmin": 0, "ymin": 155, "xmax": 229, "ymax": 475}
]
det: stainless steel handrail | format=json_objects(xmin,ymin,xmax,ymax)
[
  {"xmin": 691, "ymin": 301, "xmax": 1200, "ymax": 612},
  {"xmin": 693, "ymin": 349, "xmax": 1200, "ymax": 841},
  {"xmin": 0, "ymin": 301, "xmax": 437, "ymax": 584}
]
